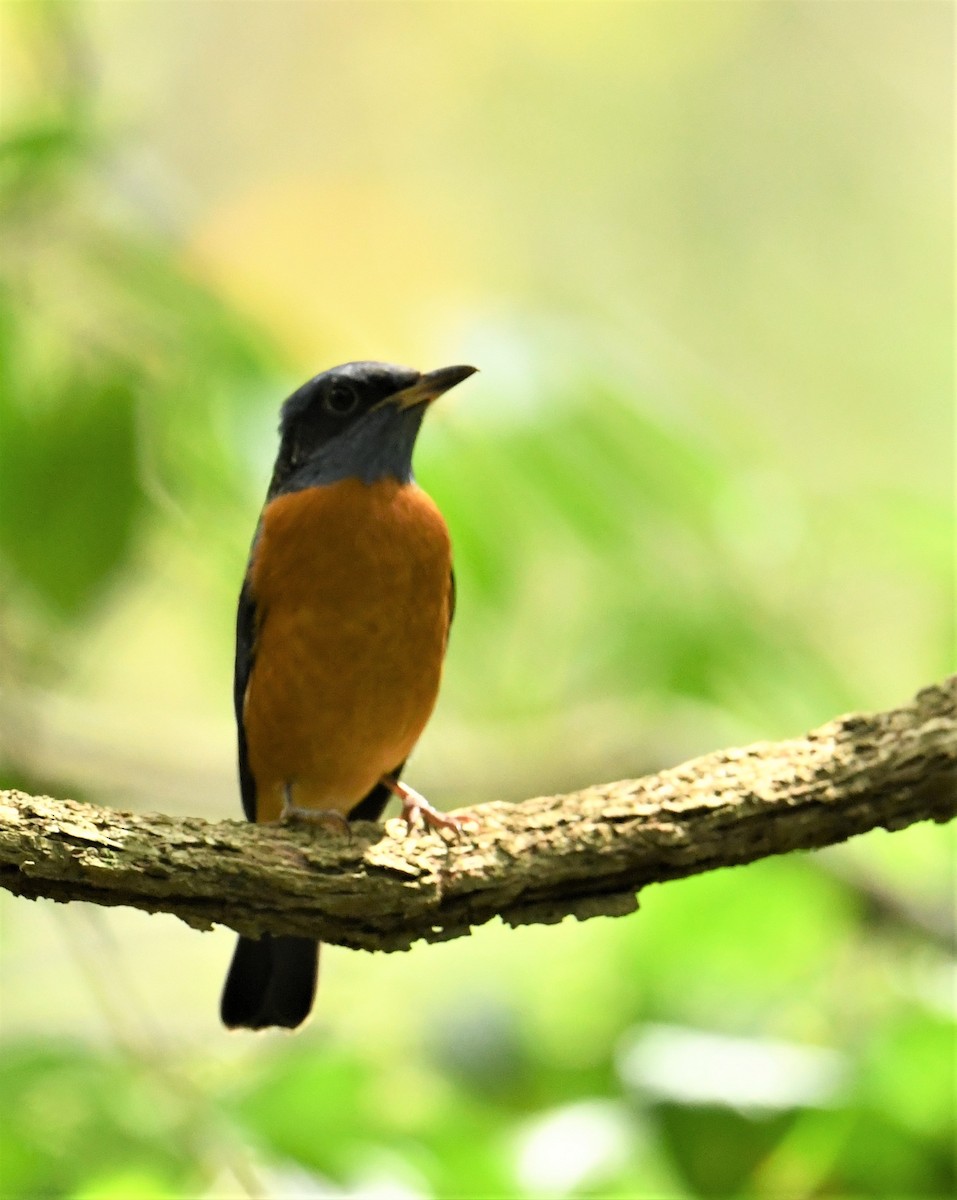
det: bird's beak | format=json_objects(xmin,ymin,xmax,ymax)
[{"xmin": 390, "ymin": 364, "xmax": 478, "ymax": 410}]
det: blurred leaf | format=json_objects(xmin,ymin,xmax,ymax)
[
  {"xmin": 401, "ymin": 1098, "xmax": 517, "ymax": 1197},
  {"xmin": 70, "ymin": 1169, "xmax": 188, "ymax": 1200},
  {"xmin": 835, "ymin": 1108, "xmax": 953, "ymax": 1197},
  {"xmin": 654, "ymin": 1102, "xmax": 796, "ymax": 1198},
  {"xmin": 627, "ymin": 856, "xmax": 857, "ymax": 1024},
  {"xmin": 511, "ymin": 1098, "xmax": 638, "ymax": 1197},
  {"xmin": 225, "ymin": 1044, "xmax": 380, "ymax": 1179},
  {"xmin": 856, "ymin": 1008, "xmax": 956, "ymax": 1144},
  {"xmin": 0, "ymin": 7, "xmax": 281, "ymax": 655},
  {"xmin": 0, "ymin": 367, "xmax": 144, "ymax": 618},
  {"xmin": 224, "ymin": 1040, "xmax": 517, "ymax": 1194},
  {"xmin": 0, "ymin": 117, "xmax": 95, "ymax": 211},
  {"xmin": 0, "ymin": 1042, "xmax": 199, "ymax": 1199}
]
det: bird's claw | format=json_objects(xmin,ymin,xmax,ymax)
[{"xmin": 381, "ymin": 778, "xmax": 475, "ymax": 840}]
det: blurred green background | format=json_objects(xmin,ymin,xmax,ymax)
[{"xmin": 0, "ymin": 2, "xmax": 953, "ymax": 1197}]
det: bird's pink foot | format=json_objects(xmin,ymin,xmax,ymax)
[{"xmin": 380, "ymin": 777, "xmax": 474, "ymax": 838}]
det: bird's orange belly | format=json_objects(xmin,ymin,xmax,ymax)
[{"xmin": 243, "ymin": 478, "xmax": 452, "ymax": 823}]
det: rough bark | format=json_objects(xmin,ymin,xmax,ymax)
[{"xmin": 1, "ymin": 678, "xmax": 954, "ymax": 951}]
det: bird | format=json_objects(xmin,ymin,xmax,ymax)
[{"xmin": 220, "ymin": 360, "xmax": 477, "ymax": 1031}]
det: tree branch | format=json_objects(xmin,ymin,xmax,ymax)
[{"xmin": 2, "ymin": 678, "xmax": 954, "ymax": 951}]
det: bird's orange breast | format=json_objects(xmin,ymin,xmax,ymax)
[{"xmin": 243, "ymin": 477, "xmax": 452, "ymax": 822}]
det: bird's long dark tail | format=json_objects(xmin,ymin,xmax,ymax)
[
  {"xmin": 220, "ymin": 934, "xmax": 318, "ymax": 1030},
  {"xmin": 220, "ymin": 779, "xmax": 394, "ymax": 1030}
]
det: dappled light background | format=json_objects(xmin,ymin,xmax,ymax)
[{"xmin": 1, "ymin": 2, "xmax": 953, "ymax": 1197}]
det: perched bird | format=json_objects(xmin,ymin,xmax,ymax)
[{"xmin": 220, "ymin": 361, "xmax": 477, "ymax": 1031}]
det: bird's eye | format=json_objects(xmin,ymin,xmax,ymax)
[{"xmin": 323, "ymin": 381, "xmax": 359, "ymax": 416}]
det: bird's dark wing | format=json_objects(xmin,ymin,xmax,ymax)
[
  {"xmin": 235, "ymin": 575, "xmax": 258, "ymax": 822},
  {"xmin": 346, "ymin": 775, "xmax": 397, "ymax": 822}
]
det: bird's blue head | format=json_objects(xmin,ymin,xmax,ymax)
[{"xmin": 268, "ymin": 361, "xmax": 476, "ymax": 498}]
